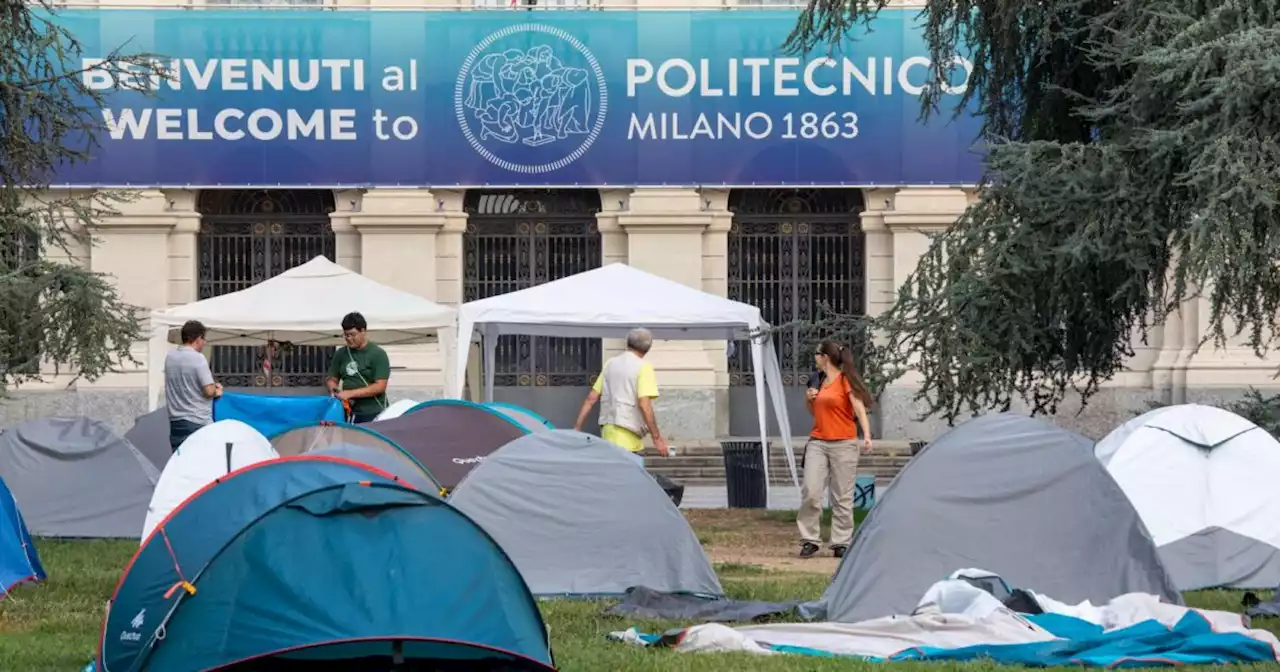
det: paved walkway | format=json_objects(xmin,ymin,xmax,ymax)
[
  {"xmin": 678, "ymin": 483, "xmax": 892, "ymax": 510},
  {"xmin": 678, "ymin": 485, "xmax": 802, "ymax": 510}
]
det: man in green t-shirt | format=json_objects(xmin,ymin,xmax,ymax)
[{"xmin": 326, "ymin": 312, "xmax": 391, "ymax": 424}]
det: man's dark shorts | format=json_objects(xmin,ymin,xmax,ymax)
[
  {"xmin": 351, "ymin": 412, "xmax": 378, "ymax": 425},
  {"xmin": 169, "ymin": 418, "xmax": 205, "ymax": 451}
]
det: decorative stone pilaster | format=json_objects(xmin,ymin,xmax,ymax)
[
  {"xmin": 1183, "ymin": 292, "xmax": 1280, "ymax": 392},
  {"xmin": 431, "ymin": 189, "xmax": 468, "ymax": 306},
  {"xmin": 83, "ymin": 189, "xmax": 181, "ymax": 389},
  {"xmin": 616, "ymin": 187, "xmax": 719, "ymax": 439},
  {"xmin": 349, "ymin": 188, "xmax": 453, "ymax": 396},
  {"xmin": 699, "ymin": 188, "xmax": 733, "ymax": 436},
  {"xmin": 877, "ymin": 188, "xmax": 968, "ymax": 438},
  {"xmin": 861, "ymin": 188, "xmax": 896, "ymax": 319},
  {"xmin": 1151, "ymin": 295, "xmax": 1194, "ymax": 405},
  {"xmin": 163, "ymin": 189, "xmax": 200, "ymax": 306},
  {"xmin": 597, "ymin": 189, "xmax": 630, "ymax": 266},
  {"xmin": 331, "ymin": 189, "xmax": 362, "ymax": 271}
]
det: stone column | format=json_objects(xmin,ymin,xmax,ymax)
[
  {"xmin": 700, "ymin": 188, "xmax": 733, "ymax": 436},
  {"xmin": 83, "ymin": 189, "xmax": 181, "ymax": 391},
  {"xmin": 616, "ymin": 187, "xmax": 718, "ymax": 439},
  {"xmin": 1183, "ymin": 292, "xmax": 1280, "ymax": 399},
  {"xmin": 349, "ymin": 188, "xmax": 452, "ymax": 400},
  {"xmin": 1151, "ymin": 295, "xmax": 1193, "ymax": 405},
  {"xmin": 861, "ymin": 189, "xmax": 897, "ymax": 319},
  {"xmin": 879, "ymin": 188, "xmax": 969, "ymax": 439},
  {"xmin": 331, "ymin": 189, "xmax": 362, "ymax": 271},
  {"xmin": 163, "ymin": 189, "xmax": 201, "ymax": 306},
  {"xmin": 595, "ymin": 190, "xmax": 632, "ymax": 397}
]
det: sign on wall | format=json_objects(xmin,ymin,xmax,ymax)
[{"xmin": 52, "ymin": 9, "xmax": 983, "ymax": 188}]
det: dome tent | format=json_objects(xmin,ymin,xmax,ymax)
[
  {"xmin": 449, "ymin": 429, "xmax": 722, "ymax": 598},
  {"xmin": 1097, "ymin": 403, "xmax": 1280, "ymax": 590},
  {"xmin": 269, "ymin": 421, "xmax": 438, "ymax": 490},
  {"xmin": 142, "ymin": 420, "xmax": 277, "ymax": 540},
  {"xmin": 0, "ymin": 417, "xmax": 158, "ymax": 538},
  {"xmin": 99, "ymin": 456, "xmax": 551, "ymax": 672},
  {"xmin": 0, "ymin": 477, "xmax": 43, "ymax": 596},
  {"xmin": 368, "ymin": 400, "xmax": 529, "ymax": 492},
  {"xmin": 810, "ymin": 413, "xmax": 1180, "ymax": 623}
]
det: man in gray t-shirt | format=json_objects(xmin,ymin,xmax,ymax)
[{"xmin": 164, "ymin": 320, "xmax": 222, "ymax": 450}]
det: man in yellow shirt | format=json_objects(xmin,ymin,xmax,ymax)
[{"xmin": 573, "ymin": 327, "xmax": 670, "ymax": 464}]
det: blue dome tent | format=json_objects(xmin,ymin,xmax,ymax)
[
  {"xmin": 0, "ymin": 477, "xmax": 43, "ymax": 596},
  {"xmin": 97, "ymin": 457, "xmax": 551, "ymax": 672}
]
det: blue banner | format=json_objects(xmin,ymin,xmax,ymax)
[{"xmin": 52, "ymin": 9, "xmax": 982, "ymax": 188}]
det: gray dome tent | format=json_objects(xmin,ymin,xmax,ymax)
[
  {"xmin": 448, "ymin": 429, "xmax": 722, "ymax": 598},
  {"xmin": 813, "ymin": 413, "xmax": 1181, "ymax": 623},
  {"xmin": 0, "ymin": 417, "xmax": 159, "ymax": 538}
]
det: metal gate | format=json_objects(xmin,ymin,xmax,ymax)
[
  {"xmin": 197, "ymin": 189, "xmax": 336, "ymax": 389},
  {"xmin": 463, "ymin": 189, "xmax": 602, "ymax": 427},
  {"xmin": 726, "ymin": 188, "xmax": 866, "ymax": 436}
]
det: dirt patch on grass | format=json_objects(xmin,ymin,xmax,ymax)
[{"xmin": 685, "ymin": 509, "xmax": 840, "ymax": 575}]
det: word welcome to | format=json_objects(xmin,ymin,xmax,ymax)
[{"xmin": 83, "ymin": 58, "xmax": 422, "ymax": 142}]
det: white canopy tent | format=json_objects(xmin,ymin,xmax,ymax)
[
  {"xmin": 148, "ymin": 256, "xmax": 457, "ymax": 411},
  {"xmin": 448, "ymin": 263, "xmax": 798, "ymax": 498}
]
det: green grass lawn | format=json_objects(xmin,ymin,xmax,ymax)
[{"xmin": 1, "ymin": 524, "xmax": 1277, "ymax": 671}]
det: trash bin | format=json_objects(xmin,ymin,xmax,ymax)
[{"xmin": 721, "ymin": 440, "xmax": 767, "ymax": 509}]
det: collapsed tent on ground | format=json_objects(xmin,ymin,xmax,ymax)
[
  {"xmin": 269, "ymin": 422, "xmax": 438, "ymax": 490},
  {"xmin": 0, "ymin": 477, "xmax": 43, "ymax": 595},
  {"xmin": 0, "ymin": 417, "xmax": 159, "ymax": 538},
  {"xmin": 100, "ymin": 456, "xmax": 551, "ymax": 672},
  {"xmin": 123, "ymin": 408, "xmax": 172, "ymax": 471},
  {"xmin": 449, "ymin": 429, "xmax": 722, "ymax": 598},
  {"xmin": 142, "ymin": 420, "xmax": 277, "ymax": 540},
  {"xmin": 809, "ymin": 413, "xmax": 1181, "ymax": 623},
  {"xmin": 483, "ymin": 402, "xmax": 554, "ymax": 431},
  {"xmin": 1096, "ymin": 404, "xmax": 1280, "ymax": 590},
  {"xmin": 369, "ymin": 400, "xmax": 529, "ymax": 491}
]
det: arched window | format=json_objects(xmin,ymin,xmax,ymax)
[
  {"xmin": 197, "ymin": 189, "xmax": 335, "ymax": 388},
  {"xmin": 727, "ymin": 188, "xmax": 866, "ymax": 434}
]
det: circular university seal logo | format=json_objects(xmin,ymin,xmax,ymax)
[{"xmin": 454, "ymin": 24, "xmax": 609, "ymax": 175}]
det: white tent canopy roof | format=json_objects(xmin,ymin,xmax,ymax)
[
  {"xmin": 149, "ymin": 256, "xmax": 456, "ymax": 346},
  {"xmin": 148, "ymin": 257, "xmax": 458, "ymax": 411},
  {"xmin": 450, "ymin": 263, "xmax": 797, "ymax": 502},
  {"xmin": 456, "ymin": 263, "xmax": 769, "ymax": 340}
]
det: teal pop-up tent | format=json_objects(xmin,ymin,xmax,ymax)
[{"xmin": 97, "ymin": 456, "xmax": 553, "ymax": 672}]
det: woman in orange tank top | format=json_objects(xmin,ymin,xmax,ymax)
[{"xmin": 797, "ymin": 339, "xmax": 874, "ymax": 559}]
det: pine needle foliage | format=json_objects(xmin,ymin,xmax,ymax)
[
  {"xmin": 0, "ymin": 2, "xmax": 164, "ymax": 392},
  {"xmin": 782, "ymin": 0, "xmax": 1280, "ymax": 423}
]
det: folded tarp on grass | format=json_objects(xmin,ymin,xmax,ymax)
[
  {"xmin": 614, "ymin": 612, "xmax": 1278, "ymax": 666},
  {"xmin": 896, "ymin": 612, "xmax": 1278, "ymax": 666},
  {"xmin": 605, "ymin": 586, "xmax": 801, "ymax": 623}
]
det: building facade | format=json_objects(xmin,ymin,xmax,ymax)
[{"xmin": 2, "ymin": 0, "xmax": 1275, "ymax": 440}]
